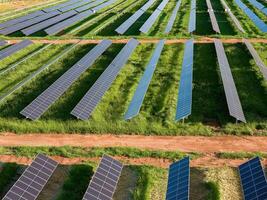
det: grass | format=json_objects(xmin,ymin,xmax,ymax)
[
  {"xmin": 0, "ymin": 163, "xmax": 19, "ymax": 195},
  {"xmin": 205, "ymin": 181, "xmax": 221, "ymax": 200},
  {"xmin": 216, "ymin": 152, "xmax": 267, "ymax": 159}
]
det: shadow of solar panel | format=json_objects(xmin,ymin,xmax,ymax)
[
  {"xmin": 166, "ymin": 157, "xmax": 190, "ymax": 200},
  {"xmin": 2, "ymin": 154, "xmax": 58, "ymax": 200},
  {"xmin": 139, "ymin": 0, "xmax": 169, "ymax": 33},
  {"xmin": 188, "ymin": 0, "xmax": 196, "ymax": 33},
  {"xmin": 75, "ymin": 0, "xmax": 106, "ymax": 12},
  {"xmin": 214, "ymin": 39, "xmax": 246, "ymax": 123},
  {"xmin": 235, "ymin": 0, "xmax": 267, "ymax": 32},
  {"xmin": 83, "ymin": 155, "xmax": 123, "ymax": 200},
  {"xmin": 0, "ymin": 40, "xmax": 33, "ymax": 61},
  {"xmin": 175, "ymin": 39, "xmax": 194, "ymax": 121},
  {"xmin": 0, "ymin": 40, "xmax": 7, "ymax": 46},
  {"xmin": 220, "ymin": 0, "xmax": 245, "ymax": 33},
  {"xmin": 0, "ymin": 10, "xmax": 60, "ymax": 35},
  {"xmin": 20, "ymin": 40, "xmax": 112, "ymax": 120},
  {"xmin": 43, "ymin": 0, "xmax": 81, "ymax": 12},
  {"xmin": 22, "ymin": 10, "xmax": 78, "ymax": 35},
  {"xmin": 206, "ymin": 0, "xmax": 221, "ymax": 33},
  {"xmin": 238, "ymin": 157, "xmax": 267, "ymax": 200},
  {"xmin": 71, "ymin": 38, "xmax": 139, "ymax": 120},
  {"xmin": 59, "ymin": 0, "xmax": 92, "ymax": 12},
  {"xmin": 164, "ymin": 0, "xmax": 181, "ymax": 34},
  {"xmin": 0, "ymin": 10, "xmax": 45, "ymax": 29},
  {"xmin": 124, "ymin": 39, "xmax": 165, "ymax": 120}
]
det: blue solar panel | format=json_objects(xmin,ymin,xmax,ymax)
[
  {"xmin": 166, "ymin": 157, "xmax": 190, "ymax": 200},
  {"xmin": 59, "ymin": 0, "xmax": 92, "ymax": 12},
  {"xmin": 175, "ymin": 39, "xmax": 194, "ymax": 121},
  {"xmin": 124, "ymin": 40, "xmax": 165, "ymax": 120},
  {"xmin": 75, "ymin": 0, "xmax": 106, "ymax": 12},
  {"xmin": 43, "ymin": 0, "xmax": 81, "ymax": 12},
  {"xmin": 164, "ymin": 0, "xmax": 181, "ymax": 34},
  {"xmin": 188, "ymin": 0, "xmax": 196, "ymax": 33},
  {"xmin": 235, "ymin": 0, "xmax": 267, "ymax": 32},
  {"xmin": 0, "ymin": 40, "xmax": 7, "ymax": 46},
  {"xmin": 238, "ymin": 157, "xmax": 267, "ymax": 200},
  {"xmin": 247, "ymin": 0, "xmax": 265, "ymax": 10}
]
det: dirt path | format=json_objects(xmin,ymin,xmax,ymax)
[
  {"xmin": 0, "ymin": 133, "xmax": 267, "ymax": 153},
  {"xmin": 0, "ymin": 154, "xmax": 266, "ymax": 168},
  {"xmin": 6, "ymin": 38, "xmax": 267, "ymax": 45}
]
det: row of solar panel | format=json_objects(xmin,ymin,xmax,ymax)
[
  {"xmin": 0, "ymin": 0, "xmax": 116, "ymax": 36},
  {"xmin": 1, "ymin": 39, "xmax": 266, "ymax": 122},
  {"xmin": 246, "ymin": 0, "xmax": 267, "ymax": 16},
  {"xmin": 2, "ymin": 153, "xmax": 266, "ymax": 200}
]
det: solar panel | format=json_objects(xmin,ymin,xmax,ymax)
[
  {"xmin": 82, "ymin": 155, "xmax": 123, "ymax": 200},
  {"xmin": 247, "ymin": 0, "xmax": 265, "ymax": 11},
  {"xmin": 243, "ymin": 39, "xmax": 267, "ymax": 80},
  {"xmin": 220, "ymin": 0, "xmax": 245, "ymax": 33},
  {"xmin": 175, "ymin": 39, "xmax": 194, "ymax": 121},
  {"xmin": 0, "ymin": 10, "xmax": 60, "ymax": 35},
  {"xmin": 139, "ymin": 0, "xmax": 169, "ymax": 33},
  {"xmin": 214, "ymin": 39, "xmax": 246, "ymax": 123},
  {"xmin": 115, "ymin": 0, "xmax": 156, "ymax": 34},
  {"xmin": 124, "ymin": 39, "xmax": 165, "ymax": 120},
  {"xmin": 206, "ymin": 0, "xmax": 221, "ymax": 33},
  {"xmin": 0, "ymin": 40, "xmax": 7, "ymax": 46},
  {"xmin": 166, "ymin": 157, "xmax": 190, "ymax": 200},
  {"xmin": 0, "ymin": 10, "xmax": 45, "ymax": 29},
  {"xmin": 20, "ymin": 40, "xmax": 112, "ymax": 120},
  {"xmin": 75, "ymin": 0, "xmax": 106, "ymax": 12},
  {"xmin": 238, "ymin": 157, "xmax": 267, "ymax": 200},
  {"xmin": 262, "ymin": 8, "xmax": 267, "ymax": 15},
  {"xmin": 164, "ymin": 0, "xmax": 181, "ymax": 34},
  {"xmin": 188, "ymin": 0, "xmax": 196, "ymax": 33},
  {"xmin": 21, "ymin": 10, "xmax": 78, "ymax": 35},
  {"xmin": 2, "ymin": 154, "xmax": 58, "ymax": 200},
  {"xmin": 59, "ymin": 0, "xmax": 92, "ymax": 12},
  {"xmin": 235, "ymin": 0, "xmax": 267, "ymax": 32},
  {"xmin": 43, "ymin": 0, "xmax": 81, "ymax": 12},
  {"xmin": 92, "ymin": 0, "xmax": 117, "ymax": 12},
  {"xmin": 0, "ymin": 40, "xmax": 33, "ymax": 61},
  {"xmin": 71, "ymin": 38, "xmax": 139, "ymax": 120}
]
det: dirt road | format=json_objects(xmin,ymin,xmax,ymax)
[{"xmin": 0, "ymin": 133, "xmax": 266, "ymax": 153}]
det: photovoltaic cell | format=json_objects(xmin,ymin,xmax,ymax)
[
  {"xmin": 43, "ymin": 0, "xmax": 81, "ymax": 12},
  {"xmin": 214, "ymin": 39, "xmax": 246, "ymax": 123},
  {"xmin": 164, "ymin": 0, "xmax": 181, "ymax": 34},
  {"xmin": 238, "ymin": 157, "xmax": 267, "ymax": 200},
  {"xmin": 0, "ymin": 10, "xmax": 60, "ymax": 35},
  {"xmin": 92, "ymin": 0, "xmax": 117, "ymax": 12},
  {"xmin": 21, "ymin": 10, "xmax": 78, "ymax": 35},
  {"xmin": 139, "ymin": 0, "xmax": 169, "ymax": 33},
  {"xmin": 0, "ymin": 40, "xmax": 7, "ymax": 46},
  {"xmin": 188, "ymin": 0, "xmax": 196, "ymax": 33},
  {"xmin": 166, "ymin": 157, "xmax": 190, "ymax": 200},
  {"xmin": 0, "ymin": 10, "xmax": 45, "ymax": 29},
  {"xmin": 220, "ymin": 0, "xmax": 245, "ymax": 33},
  {"xmin": 235, "ymin": 0, "xmax": 267, "ymax": 32},
  {"xmin": 115, "ymin": 0, "xmax": 156, "ymax": 34},
  {"xmin": 206, "ymin": 0, "xmax": 221, "ymax": 33},
  {"xmin": 20, "ymin": 40, "xmax": 112, "ymax": 120},
  {"xmin": 2, "ymin": 154, "xmax": 58, "ymax": 200},
  {"xmin": 71, "ymin": 38, "xmax": 139, "ymax": 120},
  {"xmin": 59, "ymin": 0, "xmax": 92, "ymax": 12},
  {"xmin": 124, "ymin": 40, "xmax": 165, "ymax": 120},
  {"xmin": 243, "ymin": 39, "xmax": 267, "ymax": 80},
  {"xmin": 75, "ymin": 0, "xmax": 106, "ymax": 12},
  {"xmin": 175, "ymin": 39, "xmax": 194, "ymax": 121},
  {"xmin": 247, "ymin": 0, "xmax": 265, "ymax": 10},
  {"xmin": 0, "ymin": 40, "xmax": 33, "ymax": 61},
  {"xmin": 82, "ymin": 155, "xmax": 123, "ymax": 200}
]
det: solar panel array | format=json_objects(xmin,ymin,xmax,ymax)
[
  {"xmin": 0, "ymin": 40, "xmax": 33, "ymax": 61},
  {"xmin": 220, "ymin": 0, "xmax": 245, "ymax": 33},
  {"xmin": 243, "ymin": 39, "xmax": 267, "ymax": 80},
  {"xmin": 247, "ymin": 0, "xmax": 267, "ymax": 16},
  {"xmin": 214, "ymin": 39, "xmax": 246, "ymax": 123},
  {"xmin": 175, "ymin": 39, "xmax": 194, "ymax": 121},
  {"xmin": 21, "ymin": 10, "xmax": 78, "ymax": 35},
  {"xmin": 59, "ymin": 0, "xmax": 92, "ymax": 12},
  {"xmin": 0, "ymin": 40, "xmax": 7, "ymax": 46},
  {"xmin": 238, "ymin": 157, "xmax": 267, "ymax": 200},
  {"xmin": 75, "ymin": 0, "xmax": 106, "ymax": 12},
  {"xmin": 139, "ymin": 0, "xmax": 169, "ymax": 34},
  {"xmin": 2, "ymin": 154, "xmax": 58, "ymax": 200},
  {"xmin": 188, "ymin": 0, "xmax": 196, "ymax": 33},
  {"xmin": 43, "ymin": 0, "xmax": 81, "ymax": 12},
  {"xmin": 20, "ymin": 40, "xmax": 112, "ymax": 120},
  {"xmin": 71, "ymin": 38, "xmax": 139, "ymax": 120},
  {"xmin": 206, "ymin": 0, "xmax": 221, "ymax": 33},
  {"xmin": 235, "ymin": 0, "xmax": 267, "ymax": 32},
  {"xmin": 0, "ymin": 10, "xmax": 60, "ymax": 35},
  {"xmin": 0, "ymin": 10, "xmax": 45, "ymax": 29},
  {"xmin": 164, "ymin": 0, "xmax": 181, "ymax": 34},
  {"xmin": 124, "ymin": 39, "xmax": 165, "ymax": 120},
  {"xmin": 166, "ymin": 157, "xmax": 190, "ymax": 200},
  {"xmin": 82, "ymin": 155, "xmax": 123, "ymax": 200},
  {"xmin": 115, "ymin": 0, "xmax": 156, "ymax": 34}
]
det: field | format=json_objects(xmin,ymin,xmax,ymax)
[{"xmin": 0, "ymin": 0, "xmax": 266, "ymax": 199}]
